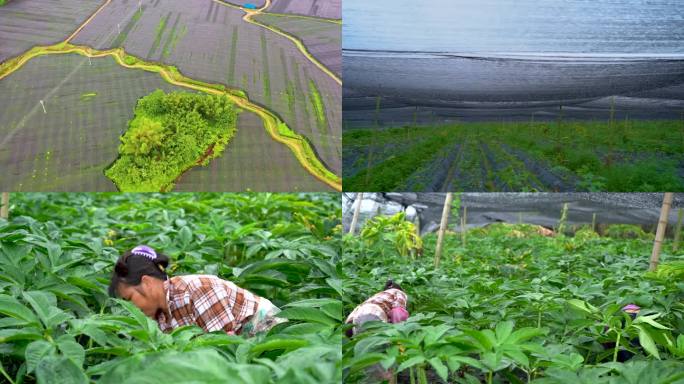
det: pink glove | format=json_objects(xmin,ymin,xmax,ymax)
[{"xmin": 389, "ymin": 307, "xmax": 409, "ymax": 323}]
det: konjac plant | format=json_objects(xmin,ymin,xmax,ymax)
[
  {"xmin": 342, "ymin": 221, "xmax": 684, "ymax": 383},
  {"xmin": 0, "ymin": 193, "xmax": 343, "ymax": 384}
]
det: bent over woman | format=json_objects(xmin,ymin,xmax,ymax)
[
  {"xmin": 345, "ymin": 280, "xmax": 409, "ymax": 337},
  {"xmin": 108, "ymin": 245, "xmax": 285, "ymax": 336}
]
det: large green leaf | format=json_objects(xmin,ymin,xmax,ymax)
[
  {"xmin": 250, "ymin": 338, "xmax": 309, "ymax": 355},
  {"xmin": 0, "ymin": 294, "xmax": 39, "ymax": 324},
  {"xmin": 99, "ymin": 349, "xmax": 271, "ymax": 384},
  {"xmin": 35, "ymin": 356, "xmax": 88, "ymax": 384},
  {"xmin": 25, "ymin": 340, "xmax": 55, "ymax": 373},
  {"xmin": 22, "ymin": 291, "xmax": 57, "ymax": 328},
  {"xmin": 278, "ymin": 307, "xmax": 338, "ymax": 326},
  {"xmin": 56, "ymin": 335, "xmax": 85, "ymax": 368},
  {"xmin": 635, "ymin": 324, "xmax": 660, "ymax": 360}
]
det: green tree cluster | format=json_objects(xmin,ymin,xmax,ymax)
[{"xmin": 105, "ymin": 89, "xmax": 239, "ymax": 191}]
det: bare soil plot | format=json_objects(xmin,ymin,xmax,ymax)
[
  {"xmin": 0, "ymin": 53, "xmax": 186, "ymax": 191},
  {"xmin": 267, "ymin": 0, "xmax": 340, "ymax": 19},
  {"xmin": 175, "ymin": 111, "xmax": 332, "ymax": 191},
  {"xmin": 72, "ymin": 0, "xmax": 342, "ymax": 176},
  {"xmin": 253, "ymin": 13, "xmax": 340, "ymax": 77},
  {"xmin": 0, "ymin": 0, "xmax": 104, "ymax": 63}
]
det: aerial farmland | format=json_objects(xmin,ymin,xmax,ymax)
[{"xmin": 0, "ymin": 0, "xmax": 341, "ymax": 191}]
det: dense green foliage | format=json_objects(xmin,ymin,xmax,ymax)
[
  {"xmin": 105, "ymin": 90, "xmax": 240, "ymax": 192},
  {"xmin": 0, "ymin": 193, "xmax": 343, "ymax": 384},
  {"xmin": 342, "ymin": 220, "xmax": 684, "ymax": 383},
  {"xmin": 344, "ymin": 119, "xmax": 684, "ymax": 192}
]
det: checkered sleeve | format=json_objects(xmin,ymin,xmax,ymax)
[
  {"xmin": 390, "ymin": 289, "xmax": 407, "ymax": 309},
  {"xmin": 190, "ymin": 282, "xmax": 237, "ymax": 333}
]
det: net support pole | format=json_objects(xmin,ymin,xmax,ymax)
[
  {"xmin": 435, "ymin": 192, "xmax": 453, "ymax": 268},
  {"xmin": 649, "ymin": 193, "xmax": 673, "ymax": 271},
  {"xmin": 349, "ymin": 193, "xmax": 363, "ymax": 235}
]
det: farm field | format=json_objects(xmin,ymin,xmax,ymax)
[
  {"xmin": 0, "ymin": 0, "xmax": 341, "ymax": 191},
  {"xmin": 174, "ymin": 112, "xmax": 333, "ymax": 192},
  {"xmin": 70, "ymin": 0, "xmax": 342, "ymax": 178},
  {"xmin": 252, "ymin": 13, "xmax": 341, "ymax": 78},
  {"xmin": 342, "ymin": 215, "xmax": 684, "ymax": 383},
  {"xmin": 0, "ymin": 192, "xmax": 343, "ymax": 383},
  {"xmin": 267, "ymin": 0, "xmax": 341, "ymax": 19},
  {"xmin": 0, "ymin": 0, "xmax": 102, "ymax": 63},
  {"xmin": 0, "ymin": 53, "xmax": 185, "ymax": 192},
  {"xmin": 343, "ymin": 120, "xmax": 684, "ymax": 192}
]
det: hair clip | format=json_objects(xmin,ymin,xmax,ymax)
[{"xmin": 131, "ymin": 245, "xmax": 157, "ymax": 261}]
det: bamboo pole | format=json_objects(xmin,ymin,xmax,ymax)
[
  {"xmin": 0, "ymin": 193, "xmax": 8, "ymax": 219},
  {"xmin": 649, "ymin": 193, "xmax": 673, "ymax": 271},
  {"xmin": 592, "ymin": 213, "xmax": 597, "ymax": 233},
  {"xmin": 348, "ymin": 193, "xmax": 363, "ymax": 235},
  {"xmin": 673, "ymin": 208, "xmax": 683, "ymax": 252},
  {"xmin": 558, "ymin": 203, "xmax": 568, "ymax": 234},
  {"xmin": 461, "ymin": 206, "xmax": 467, "ymax": 247},
  {"xmin": 434, "ymin": 193, "xmax": 453, "ymax": 268}
]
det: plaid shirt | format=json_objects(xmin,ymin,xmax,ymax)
[
  {"xmin": 156, "ymin": 275, "xmax": 260, "ymax": 334},
  {"xmin": 346, "ymin": 288, "xmax": 407, "ymax": 324}
]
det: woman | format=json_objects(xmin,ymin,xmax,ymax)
[
  {"xmin": 345, "ymin": 280, "xmax": 409, "ymax": 337},
  {"xmin": 108, "ymin": 245, "xmax": 285, "ymax": 336}
]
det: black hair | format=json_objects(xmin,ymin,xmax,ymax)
[
  {"xmin": 108, "ymin": 249, "xmax": 170, "ymax": 297},
  {"xmin": 384, "ymin": 279, "xmax": 402, "ymax": 291}
]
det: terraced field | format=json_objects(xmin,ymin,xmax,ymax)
[
  {"xmin": 267, "ymin": 0, "xmax": 341, "ymax": 19},
  {"xmin": 252, "ymin": 13, "xmax": 341, "ymax": 77},
  {"xmin": 175, "ymin": 112, "xmax": 333, "ymax": 191},
  {"xmin": 0, "ymin": 0, "xmax": 341, "ymax": 191},
  {"xmin": 71, "ymin": 0, "xmax": 341, "ymax": 177},
  {"xmin": 0, "ymin": 53, "xmax": 185, "ymax": 191},
  {"xmin": 0, "ymin": 0, "xmax": 103, "ymax": 62},
  {"xmin": 343, "ymin": 120, "xmax": 684, "ymax": 192}
]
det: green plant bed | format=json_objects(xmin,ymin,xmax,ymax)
[
  {"xmin": 342, "ymin": 219, "xmax": 684, "ymax": 383},
  {"xmin": 105, "ymin": 89, "xmax": 240, "ymax": 191}
]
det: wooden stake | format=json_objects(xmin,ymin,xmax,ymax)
[
  {"xmin": 673, "ymin": 208, "xmax": 683, "ymax": 251},
  {"xmin": 558, "ymin": 203, "xmax": 568, "ymax": 234},
  {"xmin": 461, "ymin": 206, "xmax": 467, "ymax": 247},
  {"xmin": 348, "ymin": 193, "xmax": 363, "ymax": 235},
  {"xmin": 413, "ymin": 213, "xmax": 421, "ymax": 259},
  {"xmin": 435, "ymin": 193, "xmax": 453, "ymax": 268},
  {"xmin": 650, "ymin": 193, "xmax": 673, "ymax": 271},
  {"xmin": 0, "ymin": 192, "xmax": 8, "ymax": 219}
]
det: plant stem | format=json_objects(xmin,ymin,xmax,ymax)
[
  {"xmin": 0, "ymin": 364, "xmax": 15, "ymax": 384},
  {"xmin": 613, "ymin": 332, "xmax": 621, "ymax": 362},
  {"xmin": 537, "ymin": 308, "xmax": 542, "ymax": 328},
  {"xmin": 487, "ymin": 370, "xmax": 493, "ymax": 384},
  {"xmin": 409, "ymin": 366, "xmax": 415, "ymax": 384},
  {"xmin": 418, "ymin": 365, "xmax": 428, "ymax": 384}
]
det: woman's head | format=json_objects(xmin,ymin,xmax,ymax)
[
  {"xmin": 384, "ymin": 279, "xmax": 402, "ymax": 291},
  {"xmin": 108, "ymin": 245, "xmax": 169, "ymax": 318}
]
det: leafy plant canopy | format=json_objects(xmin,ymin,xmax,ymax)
[
  {"xmin": 342, "ymin": 219, "xmax": 684, "ymax": 383},
  {"xmin": 105, "ymin": 90, "xmax": 240, "ymax": 192},
  {"xmin": 0, "ymin": 192, "xmax": 343, "ymax": 384}
]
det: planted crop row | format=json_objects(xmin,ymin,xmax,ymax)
[
  {"xmin": 343, "ymin": 119, "xmax": 684, "ymax": 191},
  {"xmin": 0, "ymin": 42, "xmax": 341, "ymax": 190},
  {"xmin": 342, "ymin": 219, "xmax": 684, "ymax": 383},
  {"xmin": 0, "ymin": 193, "xmax": 343, "ymax": 384}
]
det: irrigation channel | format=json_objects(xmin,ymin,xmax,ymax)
[{"xmin": 0, "ymin": 0, "xmax": 342, "ymax": 191}]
